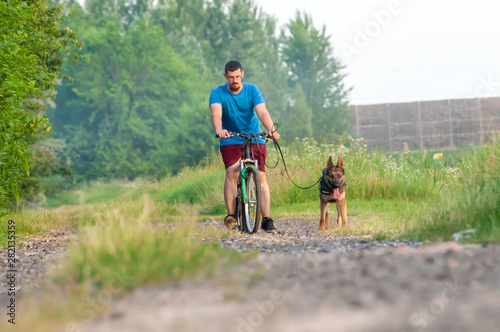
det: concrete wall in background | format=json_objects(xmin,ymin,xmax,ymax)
[{"xmin": 350, "ymin": 97, "xmax": 500, "ymax": 151}]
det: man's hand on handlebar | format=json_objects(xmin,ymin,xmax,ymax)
[
  {"xmin": 215, "ymin": 130, "xmax": 279, "ymax": 141},
  {"xmin": 216, "ymin": 129, "xmax": 230, "ymax": 139},
  {"xmin": 269, "ymin": 131, "xmax": 280, "ymax": 141}
]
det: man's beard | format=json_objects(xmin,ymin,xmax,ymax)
[{"xmin": 229, "ymin": 83, "xmax": 240, "ymax": 91}]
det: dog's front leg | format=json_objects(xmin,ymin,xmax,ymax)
[
  {"xmin": 336, "ymin": 202, "xmax": 342, "ymax": 226},
  {"xmin": 325, "ymin": 205, "xmax": 330, "ymax": 230},
  {"xmin": 319, "ymin": 201, "xmax": 328, "ymax": 231},
  {"xmin": 341, "ymin": 199, "xmax": 347, "ymax": 225}
]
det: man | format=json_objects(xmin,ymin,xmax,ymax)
[{"xmin": 209, "ymin": 60, "xmax": 280, "ymax": 234}]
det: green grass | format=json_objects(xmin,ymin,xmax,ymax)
[
  {"xmin": 265, "ymin": 136, "xmax": 463, "ymax": 203},
  {"xmin": 401, "ymin": 137, "xmax": 500, "ymax": 243},
  {"xmin": 45, "ymin": 192, "xmax": 80, "ymax": 207},
  {"xmin": 4, "ymin": 136, "xmax": 500, "ymax": 332},
  {"xmin": 45, "ymin": 181, "xmax": 133, "ymax": 208},
  {"xmin": 29, "ymin": 134, "xmax": 500, "ymax": 245},
  {"xmin": 55, "ymin": 197, "xmax": 246, "ymax": 295},
  {"xmin": 0, "ymin": 209, "xmax": 81, "ymax": 247},
  {"xmin": 7, "ymin": 134, "xmax": 499, "ymax": 249},
  {"xmin": 3, "ymin": 196, "xmax": 253, "ymax": 332},
  {"xmin": 266, "ymin": 197, "xmax": 423, "ymax": 240}
]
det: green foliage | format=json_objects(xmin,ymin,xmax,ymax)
[
  {"xmin": 281, "ymin": 84, "xmax": 312, "ymax": 142},
  {"xmin": 47, "ymin": 0, "xmax": 351, "ymax": 183},
  {"xmin": 0, "ymin": 0, "xmax": 83, "ymax": 214},
  {"xmin": 85, "ymin": 0, "xmax": 153, "ymax": 28},
  {"xmin": 17, "ymin": 138, "xmax": 73, "ymax": 206},
  {"xmin": 45, "ymin": 181, "xmax": 128, "ymax": 208},
  {"xmin": 262, "ymin": 136, "xmax": 463, "ymax": 206},
  {"xmin": 152, "ymin": 0, "xmax": 289, "ymax": 129},
  {"xmin": 45, "ymin": 189, "xmax": 80, "ymax": 207},
  {"xmin": 157, "ymin": 172, "xmax": 222, "ymax": 204},
  {"xmin": 51, "ymin": 7, "xmax": 214, "ymax": 178},
  {"xmin": 281, "ymin": 11, "xmax": 351, "ymax": 142},
  {"xmin": 0, "ymin": 208, "xmax": 80, "ymax": 247},
  {"xmin": 207, "ymin": 0, "xmax": 288, "ymax": 119},
  {"xmin": 139, "ymin": 136, "xmax": 464, "ymax": 213},
  {"xmin": 404, "ymin": 137, "xmax": 500, "ymax": 243}
]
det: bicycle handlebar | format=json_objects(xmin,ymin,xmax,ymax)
[{"xmin": 214, "ymin": 131, "xmax": 273, "ymax": 140}]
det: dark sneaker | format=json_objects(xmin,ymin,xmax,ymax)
[
  {"xmin": 224, "ymin": 214, "xmax": 237, "ymax": 230},
  {"xmin": 261, "ymin": 217, "xmax": 278, "ymax": 234}
]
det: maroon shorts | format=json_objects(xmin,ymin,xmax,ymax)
[{"xmin": 220, "ymin": 144, "xmax": 267, "ymax": 172}]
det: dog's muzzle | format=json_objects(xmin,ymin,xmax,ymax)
[{"xmin": 320, "ymin": 175, "xmax": 340, "ymax": 199}]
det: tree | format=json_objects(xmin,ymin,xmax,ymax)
[
  {"xmin": 49, "ymin": 0, "xmax": 291, "ymax": 180},
  {"xmin": 282, "ymin": 84, "xmax": 312, "ymax": 142},
  {"xmin": 85, "ymin": 0, "xmax": 153, "ymax": 29},
  {"xmin": 220, "ymin": 0, "xmax": 288, "ymax": 123},
  {"xmin": 281, "ymin": 11, "xmax": 351, "ymax": 143},
  {"xmin": 152, "ymin": 0, "xmax": 288, "ymax": 127},
  {"xmin": 0, "ymin": 0, "xmax": 82, "ymax": 213},
  {"xmin": 50, "ymin": 3, "xmax": 214, "ymax": 179}
]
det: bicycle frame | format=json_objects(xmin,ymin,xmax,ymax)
[
  {"xmin": 215, "ymin": 129, "xmax": 275, "ymax": 233},
  {"xmin": 239, "ymin": 132, "xmax": 267, "ymax": 199},
  {"xmin": 239, "ymin": 160, "xmax": 258, "ymax": 203},
  {"xmin": 216, "ymin": 132, "xmax": 268, "ymax": 233}
]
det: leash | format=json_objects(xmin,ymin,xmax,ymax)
[{"xmin": 265, "ymin": 134, "xmax": 321, "ymax": 190}]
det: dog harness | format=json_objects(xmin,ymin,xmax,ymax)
[{"xmin": 319, "ymin": 170, "xmax": 347, "ymax": 196}]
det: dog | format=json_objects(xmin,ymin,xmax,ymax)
[{"xmin": 319, "ymin": 156, "xmax": 347, "ymax": 230}]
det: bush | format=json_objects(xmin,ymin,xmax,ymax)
[{"xmin": 17, "ymin": 138, "xmax": 73, "ymax": 207}]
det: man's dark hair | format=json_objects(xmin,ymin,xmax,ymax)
[{"xmin": 225, "ymin": 60, "xmax": 243, "ymax": 74}]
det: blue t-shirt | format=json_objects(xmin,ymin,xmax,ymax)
[{"xmin": 209, "ymin": 82, "xmax": 265, "ymax": 146}]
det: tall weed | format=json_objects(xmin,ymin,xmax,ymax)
[
  {"xmin": 58, "ymin": 196, "xmax": 243, "ymax": 296},
  {"xmin": 265, "ymin": 136, "xmax": 461, "ymax": 204},
  {"xmin": 144, "ymin": 135, "xmax": 467, "ymax": 216},
  {"xmin": 405, "ymin": 136, "xmax": 500, "ymax": 242}
]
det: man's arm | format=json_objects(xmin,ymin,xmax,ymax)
[
  {"xmin": 210, "ymin": 103, "xmax": 230, "ymax": 138},
  {"xmin": 255, "ymin": 103, "xmax": 280, "ymax": 140}
]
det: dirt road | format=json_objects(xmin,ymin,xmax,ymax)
[{"xmin": 2, "ymin": 220, "xmax": 500, "ymax": 332}]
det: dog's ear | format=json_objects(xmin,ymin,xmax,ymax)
[
  {"xmin": 337, "ymin": 156, "xmax": 345, "ymax": 171},
  {"xmin": 326, "ymin": 156, "xmax": 334, "ymax": 169}
]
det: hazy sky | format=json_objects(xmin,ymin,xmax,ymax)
[
  {"xmin": 255, "ymin": 0, "xmax": 500, "ymax": 104},
  {"xmin": 75, "ymin": 0, "xmax": 500, "ymax": 105}
]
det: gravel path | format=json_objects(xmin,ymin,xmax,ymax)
[
  {"xmin": 2, "ymin": 220, "xmax": 500, "ymax": 332},
  {"xmin": 216, "ymin": 219, "xmax": 423, "ymax": 254},
  {"xmin": 0, "ymin": 229, "xmax": 77, "ymax": 296},
  {"xmin": 75, "ymin": 241, "xmax": 500, "ymax": 332},
  {"xmin": 73, "ymin": 219, "xmax": 500, "ymax": 332}
]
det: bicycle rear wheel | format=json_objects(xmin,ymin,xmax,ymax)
[{"xmin": 243, "ymin": 166, "xmax": 262, "ymax": 234}]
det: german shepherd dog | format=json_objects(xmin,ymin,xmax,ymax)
[{"xmin": 319, "ymin": 156, "xmax": 347, "ymax": 230}]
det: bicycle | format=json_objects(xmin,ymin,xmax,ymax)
[{"xmin": 216, "ymin": 131, "xmax": 272, "ymax": 234}]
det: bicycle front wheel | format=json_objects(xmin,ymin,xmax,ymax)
[
  {"xmin": 236, "ymin": 192, "xmax": 244, "ymax": 232},
  {"xmin": 243, "ymin": 166, "xmax": 262, "ymax": 234}
]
